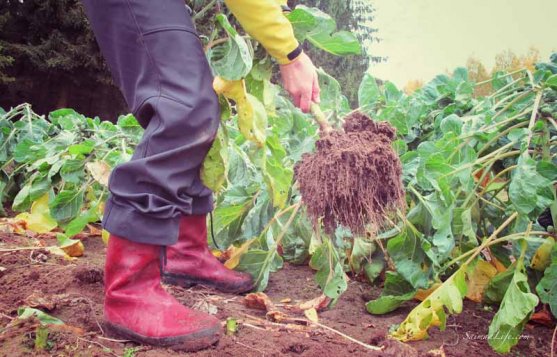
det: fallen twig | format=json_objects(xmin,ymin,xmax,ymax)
[
  {"xmin": 309, "ymin": 320, "xmax": 383, "ymax": 351},
  {"xmin": 76, "ymin": 336, "xmax": 119, "ymax": 357},
  {"xmin": 240, "ymin": 313, "xmax": 310, "ymax": 332},
  {"xmin": 240, "ymin": 321, "xmax": 266, "ymax": 331},
  {"xmin": 0, "ymin": 312, "xmax": 14, "ymax": 321},
  {"xmin": 96, "ymin": 335, "xmax": 131, "ymax": 343},
  {"xmin": 0, "ymin": 247, "xmax": 46, "ymax": 252}
]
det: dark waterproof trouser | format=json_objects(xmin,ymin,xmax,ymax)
[{"xmin": 81, "ymin": 0, "xmax": 219, "ymax": 245}]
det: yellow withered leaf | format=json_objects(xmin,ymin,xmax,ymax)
[
  {"xmin": 61, "ymin": 240, "xmax": 84, "ymax": 257},
  {"xmin": 212, "ymin": 76, "xmax": 266, "ymax": 147},
  {"xmin": 57, "ymin": 233, "xmax": 85, "ymax": 257},
  {"xmin": 213, "ymin": 76, "xmax": 246, "ymax": 100},
  {"xmin": 304, "ymin": 308, "xmax": 319, "ymax": 323},
  {"xmin": 101, "ymin": 230, "xmax": 110, "ymax": 245},
  {"xmin": 224, "ymin": 238, "xmax": 256, "ymax": 269},
  {"xmin": 15, "ymin": 193, "xmax": 57, "ymax": 233},
  {"xmin": 531, "ymin": 237, "xmax": 555, "ymax": 271},
  {"xmin": 391, "ymin": 267, "xmax": 467, "ymax": 342},
  {"xmin": 465, "ymin": 260, "xmax": 498, "ymax": 302}
]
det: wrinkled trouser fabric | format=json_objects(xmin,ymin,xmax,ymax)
[{"xmin": 81, "ymin": 0, "xmax": 219, "ymax": 245}]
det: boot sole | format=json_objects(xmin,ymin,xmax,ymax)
[
  {"xmin": 162, "ymin": 272, "xmax": 254, "ymax": 294},
  {"xmin": 103, "ymin": 321, "xmax": 221, "ymax": 351}
]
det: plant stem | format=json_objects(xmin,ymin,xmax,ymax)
[
  {"xmin": 476, "ymin": 121, "xmax": 529, "ymax": 156},
  {"xmin": 442, "ymin": 212, "xmax": 518, "ymax": 270},
  {"xmin": 474, "ymin": 68, "xmax": 527, "ymax": 86},
  {"xmin": 310, "ymin": 103, "xmax": 332, "ymax": 133},
  {"xmin": 258, "ymin": 202, "xmax": 300, "ymax": 239},
  {"xmin": 478, "ymin": 165, "xmax": 515, "ymax": 196},
  {"xmin": 491, "ymin": 90, "xmax": 533, "ymax": 122},
  {"xmin": 526, "ymin": 89, "xmax": 544, "ymax": 148},
  {"xmin": 193, "ymin": 0, "xmax": 216, "ymax": 21},
  {"xmin": 274, "ymin": 202, "xmax": 302, "ymax": 247}
]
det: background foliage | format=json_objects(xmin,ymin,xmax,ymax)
[{"xmin": 0, "ymin": 0, "xmax": 376, "ymax": 117}]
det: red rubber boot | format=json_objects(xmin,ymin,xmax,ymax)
[
  {"xmin": 104, "ymin": 234, "xmax": 221, "ymax": 351},
  {"xmin": 161, "ymin": 215, "xmax": 254, "ymax": 294}
]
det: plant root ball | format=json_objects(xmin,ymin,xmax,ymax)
[{"xmin": 295, "ymin": 112, "xmax": 406, "ymax": 234}]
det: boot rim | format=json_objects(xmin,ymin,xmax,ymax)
[{"xmin": 103, "ymin": 320, "xmax": 221, "ymax": 351}]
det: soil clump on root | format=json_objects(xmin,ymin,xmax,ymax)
[{"xmin": 295, "ymin": 111, "xmax": 405, "ymax": 234}]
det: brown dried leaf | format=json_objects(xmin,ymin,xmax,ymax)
[
  {"xmin": 244, "ymin": 292, "xmax": 276, "ymax": 311},
  {"xmin": 414, "ymin": 283, "xmax": 442, "ymax": 302},
  {"xmin": 23, "ymin": 293, "xmax": 59, "ymax": 311},
  {"xmin": 298, "ymin": 294, "xmax": 331, "ymax": 312},
  {"xmin": 85, "ymin": 161, "xmax": 111, "ymax": 186},
  {"xmin": 266, "ymin": 310, "xmax": 289, "ymax": 323},
  {"xmin": 529, "ymin": 306, "xmax": 555, "ymax": 327},
  {"xmin": 87, "ymin": 224, "xmax": 102, "ymax": 236}
]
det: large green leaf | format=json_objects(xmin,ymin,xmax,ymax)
[
  {"xmin": 208, "ymin": 14, "xmax": 253, "ymax": 80},
  {"xmin": 348, "ymin": 237, "xmax": 375, "ymax": 273},
  {"xmin": 366, "ymin": 272, "xmax": 416, "ymax": 314},
  {"xmin": 509, "ymin": 153, "xmax": 553, "ymax": 217},
  {"xmin": 387, "ymin": 227, "xmax": 430, "ymax": 289},
  {"xmin": 49, "ymin": 108, "xmax": 84, "ymax": 130},
  {"xmin": 49, "ymin": 189, "xmax": 84, "ymax": 223},
  {"xmin": 12, "ymin": 174, "xmax": 51, "ymax": 212},
  {"xmin": 262, "ymin": 133, "xmax": 293, "ymax": 209},
  {"xmin": 488, "ymin": 263, "xmax": 538, "ymax": 353},
  {"xmin": 201, "ymin": 125, "xmax": 229, "ymax": 192},
  {"xmin": 236, "ymin": 249, "xmax": 283, "ymax": 291},
  {"xmin": 316, "ymin": 68, "xmax": 350, "ymax": 120},
  {"xmin": 536, "ymin": 245, "xmax": 557, "ymax": 317},
  {"xmin": 280, "ymin": 210, "xmax": 312, "ymax": 265},
  {"xmin": 546, "ymin": 74, "xmax": 557, "ymax": 89},
  {"xmin": 60, "ymin": 159, "xmax": 85, "ymax": 184},
  {"xmin": 64, "ymin": 205, "xmax": 100, "ymax": 237},
  {"xmin": 309, "ymin": 239, "xmax": 348, "ymax": 300},
  {"xmin": 240, "ymin": 189, "xmax": 274, "ymax": 241},
  {"xmin": 13, "ymin": 139, "xmax": 46, "ymax": 163},
  {"xmin": 287, "ymin": 6, "xmax": 361, "ymax": 56},
  {"xmin": 358, "ymin": 73, "xmax": 382, "ymax": 110}
]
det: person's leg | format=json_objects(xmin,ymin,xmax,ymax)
[
  {"xmin": 81, "ymin": 0, "xmax": 221, "ymax": 349},
  {"xmin": 84, "ymin": 0, "xmax": 219, "ymax": 246}
]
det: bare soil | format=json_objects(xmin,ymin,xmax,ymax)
[{"xmin": 0, "ymin": 232, "xmax": 553, "ymax": 357}]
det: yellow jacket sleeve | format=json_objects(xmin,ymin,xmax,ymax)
[{"xmin": 223, "ymin": 0, "xmax": 301, "ymax": 64}]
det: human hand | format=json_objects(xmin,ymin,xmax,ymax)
[{"xmin": 279, "ymin": 52, "xmax": 320, "ymax": 113}]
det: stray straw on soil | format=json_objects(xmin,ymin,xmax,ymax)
[{"xmin": 295, "ymin": 111, "xmax": 405, "ymax": 234}]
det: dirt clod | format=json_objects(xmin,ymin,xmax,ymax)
[
  {"xmin": 295, "ymin": 112, "xmax": 405, "ymax": 233},
  {"xmin": 283, "ymin": 343, "xmax": 310, "ymax": 354},
  {"xmin": 73, "ymin": 266, "xmax": 103, "ymax": 284}
]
